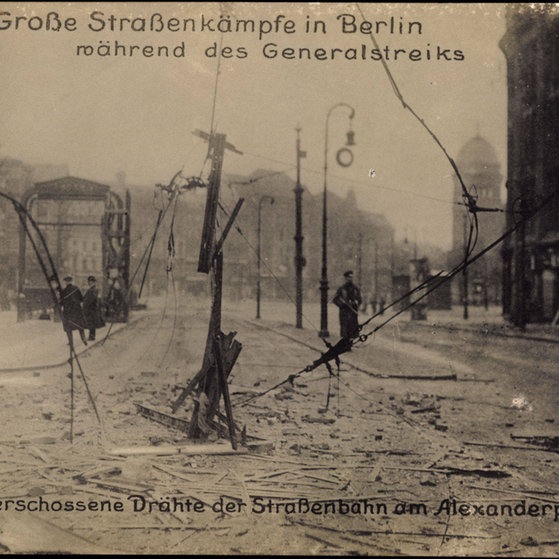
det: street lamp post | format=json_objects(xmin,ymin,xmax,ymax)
[
  {"xmin": 256, "ymin": 195, "xmax": 274, "ymax": 319},
  {"xmin": 463, "ymin": 213, "xmax": 469, "ymax": 320},
  {"xmin": 357, "ymin": 232, "xmax": 363, "ymax": 288},
  {"xmin": 294, "ymin": 127, "xmax": 306, "ymax": 329},
  {"xmin": 319, "ymin": 102, "xmax": 356, "ymax": 338},
  {"xmin": 374, "ymin": 241, "xmax": 379, "ymax": 301}
]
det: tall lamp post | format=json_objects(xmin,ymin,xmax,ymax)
[
  {"xmin": 256, "ymin": 195, "xmax": 274, "ymax": 319},
  {"xmin": 294, "ymin": 127, "xmax": 306, "ymax": 329},
  {"xmin": 463, "ymin": 213, "xmax": 469, "ymax": 320},
  {"xmin": 319, "ymin": 102, "xmax": 356, "ymax": 338}
]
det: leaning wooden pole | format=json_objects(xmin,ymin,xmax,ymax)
[{"xmin": 169, "ymin": 130, "xmax": 244, "ymax": 449}]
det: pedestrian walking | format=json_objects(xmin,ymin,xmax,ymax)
[
  {"xmin": 332, "ymin": 270, "xmax": 362, "ymax": 339},
  {"xmin": 83, "ymin": 275, "xmax": 105, "ymax": 341},
  {"xmin": 60, "ymin": 275, "xmax": 88, "ymax": 347}
]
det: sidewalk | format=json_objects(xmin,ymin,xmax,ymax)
[
  {"xmin": 223, "ymin": 298, "xmax": 559, "ymax": 342},
  {"xmin": 0, "ymin": 309, "xmax": 143, "ymax": 371},
  {"xmin": 402, "ymin": 305, "xmax": 559, "ymax": 342}
]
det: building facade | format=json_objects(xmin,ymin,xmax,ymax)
[
  {"xmin": 0, "ymin": 158, "xmax": 69, "ymax": 309},
  {"xmin": 16, "ymin": 177, "xmax": 130, "ymax": 321},
  {"xmin": 128, "ymin": 169, "xmax": 395, "ymax": 322},
  {"xmin": 500, "ymin": 5, "xmax": 559, "ymax": 324}
]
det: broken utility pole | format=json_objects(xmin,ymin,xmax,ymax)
[{"xmin": 171, "ymin": 130, "xmax": 245, "ymax": 450}]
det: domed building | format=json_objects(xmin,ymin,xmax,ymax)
[{"xmin": 447, "ymin": 134, "xmax": 505, "ymax": 307}]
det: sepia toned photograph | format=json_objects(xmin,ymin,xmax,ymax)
[{"xmin": 0, "ymin": 2, "xmax": 558, "ymax": 555}]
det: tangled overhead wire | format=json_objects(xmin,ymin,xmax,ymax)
[
  {"xmin": 156, "ymin": 171, "xmax": 207, "ymax": 198},
  {"xmin": 235, "ymin": 4, "xmax": 559, "ymax": 409}
]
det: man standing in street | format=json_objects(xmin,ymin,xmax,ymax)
[
  {"xmin": 333, "ymin": 270, "xmax": 362, "ymax": 339},
  {"xmin": 60, "ymin": 275, "xmax": 88, "ymax": 347},
  {"xmin": 83, "ymin": 275, "xmax": 105, "ymax": 342}
]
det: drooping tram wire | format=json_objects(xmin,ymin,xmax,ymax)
[
  {"xmin": 2, "ymin": 3, "xmax": 548, "ymax": 438},
  {"xmin": 132, "ymin": 0, "xmax": 488, "ymax": 374},
  {"xmin": 233, "ymin": 188, "xmax": 558, "ymax": 409},
  {"xmin": 224, "ymin": 5, "xmax": 550, "ymax": 409},
  {"xmin": 0, "ymin": 190, "xmax": 105, "ymax": 442},
  {"xmin": 138, "ymin": 0, "xmax": 508, "ymax": 414},
  {"xmin": 116, "ymin": 30, "xmax": 228, "ymax": 336},
  {"xmin": 88, "ymin": 26, "xmax": 226, "ymax": 375},
  {"xmin": 119, "ymin": 31, "xmax": 228, "ymax": 372},
  {"xmin": 75, "ymin": 2, "xmax": 520, "ymax": 419}
]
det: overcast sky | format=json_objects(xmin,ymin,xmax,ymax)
[{"xmin": 0, "ymin": 2, "xmax": 510, "ymax": 250}]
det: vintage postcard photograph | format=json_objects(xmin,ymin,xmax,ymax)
[{"xmin": 0, "ymin": 1, "xmax": 558, "ymax": 556}]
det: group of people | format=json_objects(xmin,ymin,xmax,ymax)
[
  {"xmin": 61, "ymin": 269, "xmax": 369, "ymax": 347},
  {"xmin": 59, "ymin": 275, "xmax": 105, "ymax": 347}
]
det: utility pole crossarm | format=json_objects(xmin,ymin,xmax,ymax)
[{"xmin": 193, "ymin": 129, "xmax": 243, "ymax": 156}]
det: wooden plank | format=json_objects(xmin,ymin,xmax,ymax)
[
  {"xmin": 215, "ymin": 333, "xmax": 237, "ymax": 450},
  {"xmin": 187, "ymin": 253, "xmax": 224, "ymax": 436},
  {"xmin": 369, "ymin": 452, "xmax": 388, "ymax": 483},
  {"xmin": 152, "ymin": 464, "xmax": 195, "ymax": 483},
  {"xmin": 108, "ymin": 444, "xmax": 248, "ymax": 457},
  {"xmin": 464, "ymin": 440, "xmax": 555, "ymax": 452},
  {"xmin": 212, "ymin": 198, "xmax": 244, "ymax": 260},
  {"xmin": 511, "ymin": 433, "xmax": 559, "ymax": 449},
  {"xmin": 87, "ymin": 478, "xmax": 152, "ymax": 494},
  {"xmin": 170, "ymin": 364, "xmax": 208, "ymax": 414},
  {"xmin": 304, "ymin": 532, "xmax": 342, "ymax": 549},
  {"xmin": 466, "ymin": 484, "xmax": 559, "ymax": 503},
  {"xmin": 78, "ymin": 464, "xmax": 122, "ymax": 479},
  {"xmin": 111, "ymin": 525, "xmax": 207, "ymax": 531},
  {"xmin": 71, "ymin": 485, "xmax": 126, "ymax": 501},
  {"xmin": 27, "ymin": 446, "xmax": 51, "ymax": 464},
  {"xmin": 292, "ymin": 519, "xmax": 499, "ymax": 540}
]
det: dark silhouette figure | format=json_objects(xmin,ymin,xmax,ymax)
[
  {"xmin": 83, "ymin": 275, "xmax": 105, "ymax": 341},
  {"xmin": 60, "ymin": 276, "xmax": 87, "ymax": 347},
  {"xmin": 333, "ymin": 270, "xmax": 362, "ymax": 339}
]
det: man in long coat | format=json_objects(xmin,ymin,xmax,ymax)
[
  {"xmin": 60, "ymin": 276, "xmax": 88, "ymax": 346},
  {"xmin": 83, "ymin": 275, "xmax": 105, "ymax": 341},
  {"xmin": 333, "ymin": 270, "xmax": 362, "ymax": 339}
]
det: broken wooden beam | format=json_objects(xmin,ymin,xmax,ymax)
[
  {"xmin": 464, "ymin": 440, "xmax": 558, "ymax": 452},
  {"xmin": 107, "ymin": 444, "xmax": 249, "ymax": 457},
  {"xmin": 135, "ymin": 400, "xmax": 240, "ymax": 442},
  {"xmin": 214, "ymin": 333, "xmax": 237, "ymax": 450},
  {"xmin": 511, "ymin": 433, "xmax": 559, "ymax": 450}
]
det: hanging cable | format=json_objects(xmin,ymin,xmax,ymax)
[
  {"xmin": 218, "ymin": 199, "xmax": 320, "ymax": 332},
  {"xmin": 166, "ymin": 196, "xmax": 180, "ymax": 273},
  {"xmin": 355, "ymin": 1, "xmax": 486, "ymax": 265},
  {"xmin": 355, "ymin": 3, "xmax": 476, "ymax": 211},
  {"xmin": 234, "ymin": 187, "xmax": 559, "ymax": 408},
  {"xmin": 0, "ymin": 190, "xmax": 103, "ymax": 434},
  {"xmin": 156, "ymin": 267, "xmax": 180, "ymax": 372}
]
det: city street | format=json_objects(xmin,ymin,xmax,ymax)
[
  {"xmin": 1, "ymin": 2, "xmax": 558, "ymax": 557},
  {"xmin": 0, "ymin": 298, "xmax": 558, "ymax": 555}
]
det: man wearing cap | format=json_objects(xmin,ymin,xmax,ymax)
[
  {"xmin": 60, "ymin": 276, "xmax": 88, "ymax": 346},
  {"xmin": 333, "ymin": 270, "xmax": 362, "ymax": 339},
  {"xmin": 83, "ymin": 275, "xmax": 105, "ymax": 341}
]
